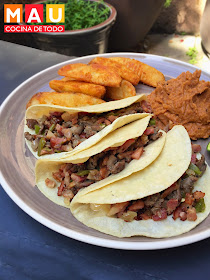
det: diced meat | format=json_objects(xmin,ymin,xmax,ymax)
[
  {"xmin": 111, "ymin": 160, "xmax": 126, "ymax": 174},
  {"xmin": 192, "ymin": 144, "xmax": 201, "ymax": 153},
  {"xmin": 131, "ymin": 147, "xmax": 144, "ymax": 160},
  {"xmin": 100, "ymin": 167, "xmax": 109, "ymax": 179},
  {"xmin": 108, "ymin": 115, "xmax": 117, "ymax": 122},
  {"xmin": 45, "ymin": 178, "xmax": 55, "ymax": 188},
  {"xmin": 191, "ymin": 153, "xmax": 197, "ymax": 164},
  {"xmin": 144, "ymin": 127, "xmax": 155, "ymax": 135},
  {"xmin": 117, "ymin": 139, "xmax": 135, "ymax": 153},
  {"xmin": 57, "ymin": 181, "xmax": 64, "ymax": 196},
  {"xmin": 24, "ymin": 132, "xmax": 35, "ymax": 141},
  {"xmin": 50, "ymin": 137, "xmax": 67, "ymax": 149},
  {"xmin": 52, "ymin": 171, "xmax": 64, "ymax": 182},
  {"xmin": 196, "ymin": 155, "xmax": 207, "ymax": 175},
  {"xmin": 180, "ymin": 176, "xmax": 198, "ymax": 195},
  {"xmin": 193, "ymin": 191, "xmax": 205, "ymax": 200},
  {"xmin": 144, "ymin": 193, "xmax": 161, "ymax": 207},
  {"xmin": 179, "ymin": 212, "xmax": 187, "ymax": 221},
  {"xmin": 87, "ymin": 170, "xmax": 101, "ymax": 181},
  {"xmin": 173, "ymin": 206, "xmax": 182, "ymax": 220},
  {"xmin": 70, "ymin": 124, "xmax": 84, "ymax": 135},
  {"xmin": 62, "ymin": 128, "xmax": 72, "ymax": 140},
  {"xmin": 187, "ymin": 207, "xmax": 197, "ymax": 221},
  {"xmin": 107, "ymin": 155, "xmax": 117, "ymax": 171},
  {"xmin": 167, "ymin": 199, "xmax": 179, "ymax": 214},
  {"xmin": 71, "ymin": 173, "xmax": 86, "ymax": 183},
  {"xmin": 152, "ymin": 208, "xmax": 167, "ymax": 221},
  {"xmin": 26, "ymin": 119, "xmax": 39, "ymax": 129},
  {"xmin": 105, "ymin": 119, "xmax": 111, "ymax": 125},
  {"xmin": 128, "ymin": 200, "xmax": 144, "ymax": 211},
  {"xmin": 62, "ymin": 189, "xmax": 74, "ymax": 199},
  {"xmin": 185, "ymin": 193, "xmax": 194, "ymax": 205}
]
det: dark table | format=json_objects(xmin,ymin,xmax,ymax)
[{"xmin": 1, "ymin": 41, "xmax": 210, "ymax": 280}]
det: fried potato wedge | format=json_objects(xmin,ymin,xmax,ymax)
[
  {"xmin": 105, "ymin": 80, "xmax": 136, "ymax": 100},
  {"xmin": 26, "ymin": 92, "xmax": 105, "ymax": 108},
  {"xmin": 89, "ymin": 57, "xmax": 140, "ymax": 85},
  {"xmin": 49, "ymin": 80, "xmax": 106, "ymax": 98},
  {"xmin": 109, "ymin": 57, "xmax": 165, "ymax": 87},
  {"xmin": 58, "ymin": 63, "xmax": 122, "ymax": 87},
  {"xmin": 58, "ymin": 63, "xmax": 86, "ymax": 76}
]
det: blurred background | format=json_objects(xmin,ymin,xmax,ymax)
[{"xmin": 1, "ymin": 0, "xmax": 210, "ymax": 70}]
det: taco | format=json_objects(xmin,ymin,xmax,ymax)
[
  {"xmin": 35, "ymin": 117, "xmax": 166, "ymax": 207},
  {"xmin": 24, "ymin": 95, "xmax": 152, "ymax": 159},
  {"xmin": 70, "ymin": 125, "xmax": 210, "ymax": 238}
]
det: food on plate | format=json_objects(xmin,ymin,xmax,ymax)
[
  {"xmin": 58, "ymin": 63, "xmax": 122, "ymax": 87},
  {"xmin": 147, "ymin": 70, "xmax": 210, "ymax": 140},
  {"xmin": 108, "ymin": 57, "xmax": 165, "ymax": 87},
  {"xmin": 89, "ymin": 57, "xmax": 140, "ymax": 85},
  {"xmin": 105, "ymin": 80, "xmax": 136, "ymax": 100},
  {"xmin": 70, "ymin": 126, "xmax": 210, "ymax": 238},
  {"xmin": 49, "ymin": 80, "xmax": 106, "ymax": 99},
  {"xmin": 26, "ymin": 91, "xmax": 105, "ymax": 109},
  {"xmin": 24, "ymin": 95, "xmax": 151, "ymax": 159},
  {"xmin": 35, "ymin": 117, "xmax": 166, "ymax": 207}
]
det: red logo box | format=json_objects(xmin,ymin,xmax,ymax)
[{"xmin": 25, "ymin": 4, "xmax": 43, "ymax": 23}]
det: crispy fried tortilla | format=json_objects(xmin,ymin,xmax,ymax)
[
  {"xmin": 24, "ymin": 95, "xmax": 148, "ymax": 159},
  {"xmin": 70, "ymin": 126, "xmax": 210, "ymax": 238},
  {"xmin": 35, "ymin": 117, "xmax": 166, "ymax": 207}
]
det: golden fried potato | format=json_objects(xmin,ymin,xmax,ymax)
[
  {"xmin": 58, "ymin": 63, "xmax": 86, "ymax": 76},
  {"xmin": 58, "ymin": 63, "xmax": 122, "ymax": 87},
  {"xmin": 109, "ymin": 57, "xmax": 165, "ymax": 87},
  {"xmin": 105, "ymin": 80, "xmax": 136, "ymax": 101},
  {"xmin": 26, "ymin": 92, "xmax": 105, "ymax": 108},
  {"xmin": 89, "ymin": 57, "xmax": 140, "ymax": 85},
  {"xmin": 49, "ymin": 80, "xmax": 106, "ymax": 98}
]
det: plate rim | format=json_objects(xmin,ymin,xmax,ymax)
[{"xmin": 1, "ymin": 52, "xmax": 210, "ymax": 250}]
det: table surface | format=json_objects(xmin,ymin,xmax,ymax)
[{"xmin": 1, "ymin": 40, "xmax": 210, "ymax": 280}]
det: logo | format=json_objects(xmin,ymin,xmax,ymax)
[{"xmin": 4, "ymin": 4, "xmax": 65, "ymax": 33}]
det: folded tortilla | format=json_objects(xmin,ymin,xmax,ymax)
[
  {"xmin": 35, "ymin": 117, "xmax": 166, "ymax": 208},
  {"xmin": 70, "ymin": 125, "xmax": 210, "ymax": 238},
  {"xmin": 24, "ymin": 95, "xmax": 148, "ymax": 159}
]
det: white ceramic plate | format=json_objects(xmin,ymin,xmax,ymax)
[{"xmin": 0, "ymin": 53, "xmax": 210, "ymax": 250}]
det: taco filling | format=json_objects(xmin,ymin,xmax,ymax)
[
  {"xmin": 98, "ymin": 144, "xmax": 206, "ymax": 223},
  {"xmin": 44, "ymin": 122, "xmax": 162, "ymax": 205},
  {"xmin": 25, "ymin": 101, "xmax": 151, "ymax": 156}
]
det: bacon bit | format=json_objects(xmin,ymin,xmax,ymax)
[
  {"xmin": 100, "ymin": 167, "xmax": 109, "ymax": 179},
  {"xmin": 180, "ymin": 212, "xmax": 187, "ymax": 221},
  {"xmin": 173, "ymin": 206, "xmax": 182, "ymax": 220},
  {"xmin": 161, "ymin": 183, "xmax": 179, "ymax": 199},
  {"xmin": 108, "ymin": 115, "xmax": 117, "ymax": 122},
  {"xmin": 55, "ymin": 124, "xmax": 63, "ymax": 135},
  {"xmin": 45, "ymin": 178, "xmax": 56, "ymax": 188},
  {"xmin": 140, "ymin": 213, "xmax": 151, "ymax": 220},
  {"xmin": 105, "ymin": 119, "xmax": 111, "ymax": 125},
  {"xmin": 152, "ymin": 208, "xmax": 167, "ymax": 221},
  {"xmin": 187, "ymin": 207, "xmax": 197, "ymax": 221},
  {"xmin": 50, "ymin": 137, "xmax": 67, "ymax": 148},
  {"xmin": 185, "ymin": 193, "xmax": 194, "ymax": 205},
  {"xmin": 131, "ymin": 147, "xmax": 144, "ymax": 160},
  {"xmin": 57, "ymin": 181, "xmax": 64, "ymax": 196},
  {"xmin": 191, "ymin": 153, "xmax": 197, "ymax": 164},
  {"xmin": 144, "ymin": 127, "xmax": 155, "ymax": 135},
  {"xmin": 107, "ymin": 202, "xmax": 129, "ymax": 217},
  {"xmin": 180, "ymin": 39, "xmax": 184, "ymax": 42},
  {"xmin": 62, "ymin": 189, "xmax": 74, "ymax": 199},
  {"xmin": 52, "ymin": 171, "xmax": 64, "ymax": 182},
  {"xmin": 118, "ymin": 139, "xmax": 135, "ymax": 153},
  {"xmin": 101, "ymin": 156, "xmax": 109, "ymax": 166},
  {"xmin": 128, "ymin": 200, "xmax": 144, "ymax": 211},
  {"xmin": 192, "ymin": 144, "xmax": 201, "ymax": 153},
  {"xmin": 96, "ymin": 117, "xmax": 106, "ymax": 124},
  {"xmin": 193, "ymin": 191, "xmax": 205, "ymax": 200},
  {"xmin": 167, "ymin": 199, "xmax": 179, "ymax": 212},
  {"xmin": 141, "ymin": 100, "xmax": 152, "ymax": 113},
  {"xmin": 62, "ymin": 128, "xmax": 72, "ymax": 140},
  {"xmin": 71, "ymin": 173, "xmax": 86, "ymax": 183},
  {"xmin": 71, "ymin": 118, "xmax": 78, "ymax": 125}
]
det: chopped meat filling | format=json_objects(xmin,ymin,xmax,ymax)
[
  {"xmin": 107, "ymin": 144, "xmax": 207, "ymax": 223},
  {"xmin": 44, "ymin": 125, "xmax": 162, "ymax": 205},
  {"xmin": 25, "ymin": 102, "xmax": 146, "ymax": 156}
]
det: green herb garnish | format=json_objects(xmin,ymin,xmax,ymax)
[
  {"xmin": 164, "ymin": 0, "xmax": 172, "ymax": 8},
  {"xmin": 186, "ymin": 47, "xmax": 198, "ymax": 64},
  {"xmin": 29, "ymin": 0, "xmax": 110, "ymax": 30}
]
